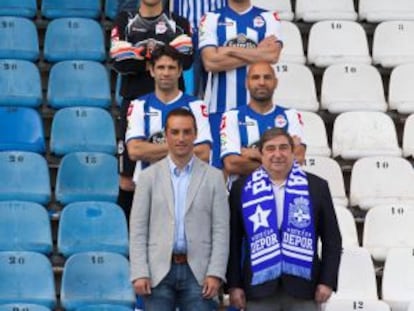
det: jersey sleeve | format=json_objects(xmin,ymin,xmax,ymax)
[
  {"xmin": 125, "ymin": 99, "xmax": 146, "ymax": 143},
  {"xmin": 220, "ymin": 110, "xmax": 242, "ymax": 159},
  {"xmin": 285, "ymin": 109, "xmax": 306, "ymax": 145},
  {"xmin": 198, "ymin": 12, "xmax": 219, "ymax": 50},
  {"xmin": 190, "ymin": 100, "xmax": 212, "ymax": 146},
  {"xmin": 262, "ymin": 11, "xmax": 283, "ymax": 44}
]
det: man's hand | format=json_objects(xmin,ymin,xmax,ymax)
[
  {"xmin": 241, "ymin": 147, "xmax": 262, "ymax": 162},
  {"xmin": 202, "ymin": 276, "xmax": 221, "ymax": 299},
  {"xmin": 258, "ymin": 35, "xmax": 278, "ymax": 48},
  {"xmin": 229, "ymin": 287, "xmax": 246, "ymax": 310},
  {"xmin": 133, "ymin": 278, "xmax": 152, "ymax": 296},
  {"xmin": 315, "ymin": 284, "xmax": 333, "ymax": 303}
]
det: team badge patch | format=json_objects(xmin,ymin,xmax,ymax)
[
  {"xmin": 253, "ymin": 16, "xmax": 265, "ymax": 28},
  {"xmin": 155, "ymin": 21, "xmax": 167, "ymax": 34},
  {"xmin": 275, "ymin": 114, "xmax": 287, "ymax": 128},
  {"xmin": 288, "ymin": 197, "xmax": 311, "ymax": 229}
]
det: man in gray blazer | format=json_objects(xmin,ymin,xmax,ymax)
[{"xmin": 130, "ymin": 108, "xmax": 230, "ymax": 311}]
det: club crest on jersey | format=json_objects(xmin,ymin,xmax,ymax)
[
  {"xmin": 155, "ymin": 21, "xmax": 168, "ymax": 34},
  {"xmin": 253, "ymin": 16, "xmax": 265, "ymax": 28},
  {"xmin": 226, "ymin": 34, "xmax": 257, "ymax": 49},
  {"xmin": 289, "ymin": 197, "xmax": 311, "ymax": 229},
  {"xmin": 275, "ymin": 114, "xmax": 287, "ymax": 128}
]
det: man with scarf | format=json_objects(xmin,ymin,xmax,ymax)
[{"xmin": 226, "ymin": 128, "xmax": 342, "ymax": 310}]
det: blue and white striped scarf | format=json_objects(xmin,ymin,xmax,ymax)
[{"xmin": 241, "ymin": 162, "xmax": 315, "ymax": 285}]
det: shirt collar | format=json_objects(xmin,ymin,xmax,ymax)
[{"xmin": 167, "ymin": 155, "xmax": 194, "ymax": 177}]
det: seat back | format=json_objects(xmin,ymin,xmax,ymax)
[
  {"xmin": 55, "ymin": 152, "xmax": 118, "ymax": 205},
  {"xmin": 359, "ymin": 0, "xmax": 414, "ymax": 22},
  {"xmin": 0, "ymin": 16, "xmax": 38, "ymax": 61},
  {"xmin": 0, "ymin": 0, "xmax": 37, "ymax": 18},
  {"xmin": 61, "ymin": 252, "xmax": 135, "ymax": 310},
  {"xmin": 389, "ymin": 64, "xmax": 414, "ymax": 114},
  {"xmin": 252, "ymin": 0, "xmax": 294, "ymax": 20},
  {"xmin": 334, "ymin": 206, "xmax": 359, "ymax": 248},
  {"xmin": 0, "ymin": 251, "xmax": 56, "ymax": 308},
  {"xmin": 299, "ymin": 111, "xmax": 331, "ymax": 157},
  {"xmin": 403, "ymin": 114, "xmax": 414, "ymax": 157},
  {"xmin": 0, "ymin": 304, "xmax": 51, "ymax": 311},
  {"xmin": 44, "ymin": 18, "xmax": 105, "ymax": 62},
  {"xmin": 41, "ymin": 0, "xmax": 101, "ymax": 19},
  {"xmin": 295, "ymin": 0, "xmax": 357, "ymax": 22},
  {"xmin": 0, "ymin": 201, "xmax": 52, "ymax": 254},
  {"xmin": 58, "ymin": 202, "xmax": 128, "ymax": 257},
  {"xmin": 76, "ymin": 305, "xmax": 133, "ymax": 311},
  {"xmin": 325, "ymin": 299, "xmax": 390, "ymax": 311},
  {"xmin": 47, "ymin": 61, "xmax": 110, "ymax": 109},
  {"xmin": 0, "ymin": 107, "xmax": 45, "ymax": 153},
  {"xmin": 278, "ymin": 21, "xmax": 306, "ymax": 64},
  {"xmin": 0, "ymin": 151, "xmax": 51, "ymax": 204}
]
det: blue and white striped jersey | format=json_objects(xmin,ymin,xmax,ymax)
[{"xmin": 199, "ymin": 5, "xmax": 282, "ymax": 114}]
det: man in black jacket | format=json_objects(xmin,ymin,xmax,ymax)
[{"xmin": 227, "ymin": 128, "xmax": 342, "ymax": 311}]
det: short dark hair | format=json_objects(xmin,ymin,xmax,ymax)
[
  {"xmin": 150, "ymin": 45, "xmax": 183, "ymax": 68},
  {"xmin": 258, "ymin": 128, "xmax": 294, "ymax": 152},
  {"xmin": 165, "ymin": 108, "xmax": 197, "ymax": 133}
]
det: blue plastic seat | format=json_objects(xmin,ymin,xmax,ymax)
[
  {"xmin": 55, "ymin": 152, "xmax": 118, "ymax": 205},
  {"xmin": 0, "ymin": 304, "xmax": 51, "ymax": 311},
  {"xmin": 0, "ymin": 201, "xmax": 52, "ymax": 254},
  {"xmin": 58, "ymin": 201, "xmax": 128, "ymax": 257},
  {"xmin": 61, "ymin": 252, "xmax": 135, "ymax": 310},
  {"xmin": 42, "ymin": 0, "xmax": 101, "ymax": 19},
  {"xmin": 77, "ymin": 304, "xmax": 132, "ymax": 311},
  {"xmin": 50, "ymin": 107, "xmax": 116, "ymax": 155},
  {"xmin": 47, "ymin": 61, "xmax": 111, "ymax": 109},
  {"xmin": 0, "ymin": 59, "xmax": 42, "ymax": 107},
  {"xmin": 0, "ymin": 251, "xmax": 56, "ymax": 308},
  {"xmin": 0, "ymin": 107, "xmax": 45, "ymax": 153},
  {"xmin": 0, "ymin": 0, "xmax": 37, "ymax": 18},
  {"xmin": 183, "ymin": 65, "xmax": 195, "ymax": 96},
  {"xmin": 44, "ymin": 18, "xmax": 105, "ymax": 62},
  {"xmin": 0, "ymin": 151, "xmax": 51, "ymax": 204},
  {"xmin": 105, "ymin": 0, "xmax": 139, "ymax": 20},
  {"xmin": 0, "ymin": 17, "xmax": 39, "ymax": 61}
]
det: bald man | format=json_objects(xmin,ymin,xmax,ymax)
[{"xmin": 220, "ymin": 62, "xmax": 306, "ymax": 187}]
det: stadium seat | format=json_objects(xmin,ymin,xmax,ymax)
[
  {"xmin": 115, "ymin": 74, "xmax": 123, "ymax": 107},
  {"xmin": 47, "ymin": 60, "xmax": 111, "ymax": 109},
  {"xmin": 324, "ymin": 299, "xmax": 390, "ymax": 311},
  {"xmin": 252, "ymin": 0, "xmax": 294, "ymax": 21},
  {"xmin": 60, "ymin": 252, "xmax": 135, "ymax": 310},
  {"xmin": 41, "ymin": 0, "xmax": 101, "ymax": 19},
  {"xmin": 403, "ymin": 114, "xmax": 414, "ymax": 158},
  {"xmin": 44, "ymin": 18, "xmax": 105, "ymax": 62},
  {"xmin": 359, "ymin": 0, "xmax": 414, "ymax": 22},
  {"xmin": 104, "ymin": 0, "xmax": 119, "ymax": 20},
  {"xmin": 332, "ymin": 111, "xmax": 401, "ymax": 160},
  {"xmin": 331, "ymin": 247, "xmax": 378, "ymax": 300},
  {"xmin": 55, "ymin": 152, "xmax": 118, "ymax": 205},
  {"xmin": 0, "ymin": 59, "xmax": 42, "ymax": 107},
  {"xmin": 58, "ymin": 201, "xmax": 128, "ymax": 257},
  {"xmin": 389, "ymin": 64, "xmax": 414, "ymax": 114},
  {"xmin": 295, "ymin": 0, "xmax": 357, "ymax": 22},
  {"xmin": 50, "ymin": 107, "xmax": 116, "ymax": 155},
  {"xmin": 334, "ymin": 206, "xmax": 359, "ymax": 248},
  {"xmin": 321, "ymin": 64, "xmax": 387, "ymax": 113},
  {"xmin": 349, "ymin": 156, "xmax": 414, "ymax": 210},
  {"xmin": 307, "ymin": 20, "xmax": 371, "ymax": 67},
  {"xmin": 76, "ymin": 305, "xmax": 133, "ymax": 311},
  {"xmin": 0, "ymin": 251, "xmax": 56, "ymax": 308},
  {"xmin": 0, "ymin": 0, "xmax": 37, "ymax": 18},
  {"xmin": 408, "ymin": 301, "xmax": 414, "ymax": 311},
  {"xmin": 299, "ymin": 111, "xmax": 331, "ymax": 157},
  {"xmin": 303, "ymin": 156, "xmax": 348, "ymax": 207},
  {"xmin": 272, "ymin": 63, "xmax": 318, "ymax": 111},
  {"xmin": 183, "ymin": 65, "xmax": 194, "ymax": 96},
  {"xmin": 372, "ymin": 21, "xmax": 414, "ymax": 68},
  {"xmin": 0, "ymin": 107, "xmax": 45, "ymax": 153},
  {"xmin": 0, "ymin": 17, "xmax": 38, "ymax": 61},
  {"xmin": 278, "ymin": 21, "xmax": 306, "ymax": 64},
  {"xmin": 0, "ymin": 304, "xmax": 51, "ymax": 311},
  {"xmin": 382, "ymin": 248, "xmax": 414, "ymax": 311},
  {"xmin": 0, "ymin": 201, "xmax": 52, "ymax": 254},
  {"xmin": 363, "ymin": 204, "xmax": 414, "ymax": 261},
  {"xmin": 0, "ymin": 151, "xmax": 51, "ymax": 204}
]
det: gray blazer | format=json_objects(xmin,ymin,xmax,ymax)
[{"xmin": 129, "ymin": 156, "xmax": 229, "ymax": 287}]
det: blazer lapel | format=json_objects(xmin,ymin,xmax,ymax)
[
  {"xmin": 159, "ymin": 159, "xmax": 175, "ymax": 216},
  {"xmin": 185, "ymin": 158, "xmax": 206, "ymax": 213}
]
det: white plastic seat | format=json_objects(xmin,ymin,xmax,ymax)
[
  {"xmin": 363, "ymin": 204, "xmax": 414, "ymax": 261},
  {"xmin": 278, "ymin": 21, "xmax": 306, "ymax": 64},
  {"xmin": 303, "ymin": 156, "xmax": 348, "ymax": 207},
  {"xmin": 350, "ymin": 156, "xmax": 414, "ymax": 210},
  {"xmin": 331, "ymin": 247, "xmax": 378, "ymax": 300},
  {"xmin": 252, "ymin": 0, "xmax": 294, "ymax": 21},
  {"xmin": 299, "ymin": 111, "xmax": 331, "ymax": 157},
  {"xmin": 321, "ymin": 64, "xmax": 387, "ymax": 113},
  {"xmin": 335, "ymin": 206, "xmax": 359, "ymax": 249},
  {"xmin": 272, "ymin": 63, "xmax": 318, "ymax": 111},
  {"xmin": 295, "ymin": 0, "xmax": 357, "ymax": 22},
  {"xmin": 389, "ymin": 64, "xmax": 414, "ymax": 114},
  {"xmin": 324, "ymin": 299, "xmax": 390, "ymax": 311},
  {"xmin": 307, "ymin": 21, "xmax": 371, "ymax": 67},
  {"xmin": 359, "ymin": 0, "xmax": 414, "ymax": 22},
  {"xmin": 372, "ymin": 21, "xmax": 414, "ymax": 68},
  {"xmin": 382, "ymin": 248, "xmax": 414, "ymax": 311},
  {"xmin": 403, "ymin": 114, "xmax": 414, "ymax": 158},
  {"xmin": 332, "ymin": 112, "xmax": 401, "ymax": 160},
  {"xmin": 408, "ymin": 301, "xmax": 414, "ymax": 311}
]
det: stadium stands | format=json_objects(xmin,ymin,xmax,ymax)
[
  {"xmin": 295, "ymin": 0, "xmax": 357, "ymax": 22},
  {"xmin": 0, "ymin": 0, "xmax": 37, "ymax": 18},
  {"xmin": 41, "ymin": 0, "xmax": 102, "ymax": 19}
]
